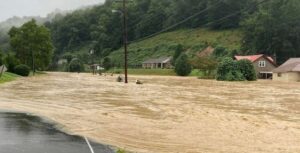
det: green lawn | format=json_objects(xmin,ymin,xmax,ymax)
[
  {"xmin": 0, "ymin": 72, "xmax": 20, "ymax": 84},
  {"xmin": 108, "ymin": 68, "xmax": 203, "ymax": 77},
  {"xmin": 109, "ymin": 28, "xmax": 242, "ymax": 66}
]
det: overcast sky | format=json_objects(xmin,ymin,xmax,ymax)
[{"xmin": 0, "ymin": 0, "xmax": 105, "ymax": 22}]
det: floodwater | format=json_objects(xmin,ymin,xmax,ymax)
[
  {"xmin": 0, "ymin": 112, "xmax": 114, "ymax": 153},
  {"xmin": 0, "ymin": 72, "xmax": 300, "ymax": 153}
]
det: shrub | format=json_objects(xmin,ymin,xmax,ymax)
[
  {"xmin": 69, "ymin": 58, "xmax": 84, "ymax": 72},
  {"xmin": 14, "ymin": 64, "xmax": 30, "ymax": 76},
  {"xmin": 4, "ymin": 54, "xmax": 19, "ymax": 73},
  {"xmin": 175, "ymin": 54, "xmax": 192, "ymax": 76},
  {"xmin": 62, "ymin": 53, "xmax": 74, "ymax": 63},
  {"xmin": 216, "ymin": 58, "xmax": 257, "ymax": 81},
  {"xmin": 213, "ymin": 45, "xmax": 228, "ymax": 57},
  {"xmin": 102, "ymin": 57, "xmax": 112, "ymax": 70},
  {"xmin": 216, "ymin": 57, "xmax": 245, "ymax": 81},
  {"xmin": 191, "ymin": 57, "xmax": 218, "ymax": 79},
  {"xmin": 237, "ymin": 59, "xmax": 257, "ymax": 81}
]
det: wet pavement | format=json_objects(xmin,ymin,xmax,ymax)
[{"xmin": 0, "ymin": 112, "xmax": 114, "ymax": 153}]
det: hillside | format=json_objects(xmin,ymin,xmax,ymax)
[
  {"xmin": 109, "ymin": 28, "xmax": 242, "ymax": 66},
  {"xmin": 0, "ymin": 9, "xmax": 69, "ymax": 52}
]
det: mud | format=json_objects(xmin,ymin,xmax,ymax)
[{"xmin": 0, "ymin": 72, "xmax": 300, "ymax": 153}]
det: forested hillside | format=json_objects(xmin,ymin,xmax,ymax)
[
  {"xmin": 2, "ymin": 0, "xmax": 300, "ymax": 69},
  {"xmin": 44, "ymin": 0, "xmax": 300, "ymax": 66},
  {"xmin": 109, "ymin": 28, "xmax": 242, "ymax": 66},
  {"xmin": 45, "ymin": 0, "xmax": 258, "ymax": 65}
]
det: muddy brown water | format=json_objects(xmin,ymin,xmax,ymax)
[
  {"xmin": 0, "ymin": 112, "xmax": 114, "ymax": 153},
  {"xmin": 0, "ymin": 72, "xmax": 300, "ymax": 153}
]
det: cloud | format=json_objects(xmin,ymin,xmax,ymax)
[{"xmin": 0, "ymin": 0, "xmax": 105, "ymax": 21}]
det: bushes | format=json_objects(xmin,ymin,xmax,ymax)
[
  {"xmin": 216, "ymin": 57, "xmax": 256, "ymax": 81},
  {"xmin": 4, "ymin": 54, "xmax": 19, "ymax": 73},
  {"xmin": 14, "ymin": 64, "xmax": 30, "ymax": 76},
  {"xmin": 69, "ymin": 58, "xmax": 84, "ymax": 72},
  {"xmin": 237, "ymin": 59, "xmax": 257, "ymax": 81},
  {"xmin": 102, "ymin": 57, "xmax": 112, "ymax": 70},
  {"xmin": 175, "ymin": 54, "xmax": 192, "ymax": 76}
]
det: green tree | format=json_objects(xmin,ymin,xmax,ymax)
[
  {"xmin": 102, "ymin": 57, "xmax": 112, "ymax": 70},
  {"xmin": 242, "ymin": 0, "xmax": 300, "ymax": 64},
  {"xmin": 191, "ymin": 57, "xmax": 218, "ymax": 77},
  {"xmin": 175, "ymin": 54, "xmax": 192, "ymax": 76},
  {"xmin": 207, "ymin": 0, "xmax": 246, "ymax": 29},
  {"xmin": 216, "ymin": 57, "xmax": 245, "ymax": 81},
  {"xmin": 4, "ymin": 53, "xmax": 19, "ymax": 73},
  {"xmin": 171, "ymin": 44, "xmax": 184, "ymax": 66},
  {"xmin": 237, "ymin": 59, "xmax": 257, "ymax": 81},
  {"xmin": 69, "ymin": 58, "xmax": 84, "ymax": 72},
  {"xmin": 9, "ymin": 19, "xmax": 54, "ymax": 71},
  {"xmin": 63, "ymin": 53, "xmax": 74, "ymax": 63}
]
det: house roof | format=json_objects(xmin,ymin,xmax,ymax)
[
  {"xmin": 143, "ymin": 57, "xmax": 172, "ymax": 64},
  {"xmin": 273, "ymin": 58, "xmax": 300, "ymax": 73},
  {"xmin": 234, "ymin": 54, "xmax": 276, "ymax": 66}
]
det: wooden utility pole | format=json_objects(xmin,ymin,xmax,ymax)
[
  {"xmin": 122, "ymin": 0, "xmax": 128, "ymax": 84},
  {"xmin": 32, "ymin": 51, "xmax": 35, "ymax": 76},
  {"xmin": 113, "ymin": 0, "xmax": 132, "ymax": 83}
]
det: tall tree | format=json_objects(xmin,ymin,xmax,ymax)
[
  {"xmin": 9, "ymin": 19, "xmax": 54, "ymax": 70},
  {"xmin": 242, "ymin": 0, "xmax": 300, "ymax": 64}
]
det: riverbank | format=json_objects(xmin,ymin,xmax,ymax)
[
  {"xmin": 0, "ymin": 72, "xmax": 300, "ymax": 153},
  {"xmin": 0, "ymin": 72, "xmax": 19, "ymax": 84}
]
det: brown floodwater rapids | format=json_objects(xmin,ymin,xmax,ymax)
[{"xmin": 0, "ymin": 72, "xmax": 300, "ymax": 153}]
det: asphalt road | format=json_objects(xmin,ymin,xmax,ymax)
[{"xmin": 0, "ymin": 112, "xmax": 114, "ymax": 153}]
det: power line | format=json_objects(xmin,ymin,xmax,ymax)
[
  {"xmin": 129, "ymin": 0, "xmax": 270, "ymax": 44},
  {"xmin": 203, "ymin": 0, "xmax": 270, "ymax": 28},
  {"xmin": 128, "ymin": 0, "xmax": 224, "ymax": 44}
]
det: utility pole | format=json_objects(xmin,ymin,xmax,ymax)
[
  {"xmin": 122, "ymin": 0, "xmax": 128, "ymax": 84},
  {"xmin": 32, "ymin": 51, "xmax": 35, "ymax": 76},
  {"xmin": 113, "ymin": 0, "xmax": 131, "ymax": 84},
  {"xmin": 90, "ymin": 49, "xmax": 95, "ymax": 75}
]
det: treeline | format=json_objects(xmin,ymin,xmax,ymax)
[
  {"xmin": 2, "ymin": 0, "xmax": 299, "ymax": 70},
  {"xmin": 46, "ymin": 0, "xmax": 260, "ymax": 59}
]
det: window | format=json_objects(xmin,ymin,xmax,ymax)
[
  {"xmin": 258, "ymin": 61, "xmax": 266, "ymax": 67},
  {"xmin": 278, "ymin": 73, "xmax": 282, "ymax": 77}
]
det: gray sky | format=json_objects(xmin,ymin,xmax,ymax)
[{"xmin": 0, "ymin": 0, "xmax": 105, "ymax": 22}]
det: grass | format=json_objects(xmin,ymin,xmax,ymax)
[
  {"xmin": 108, "ymin": 68, "xmax": 206, "ymax": 77},
  {"xmin": 116, "ymin": 149, "xmax": 127, "ymax": 153},
  {"xmin": 0, "ymin": 72, "xmax": 20, "ymax": 84},
  {"xmin": 108, "ymin": 68, "xmax": 176, "ymax": 76},
  {"xmin": 109, "ymin": 28, "xmax": 242, "ymax": 66},
  {"xmin": 0, "ymin": 71, "xmax": 46, "ymax": 84}
]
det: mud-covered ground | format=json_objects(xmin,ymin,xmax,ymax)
[{"xmin": 0, "ymin": 72, "xmax": 300, "ymax": 153}]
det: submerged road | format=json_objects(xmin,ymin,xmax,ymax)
[
  {"xmin": 0, "ymin": 112, "xmax": 114, "ymax": 153},
  {"xmin": 0, "ymin": 72, "xmax": 300, "ymax": 153}
]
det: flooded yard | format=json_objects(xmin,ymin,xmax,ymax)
[{"xmin": 0, "ymin": 72, "xmax": 300, "ymax": 153}]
